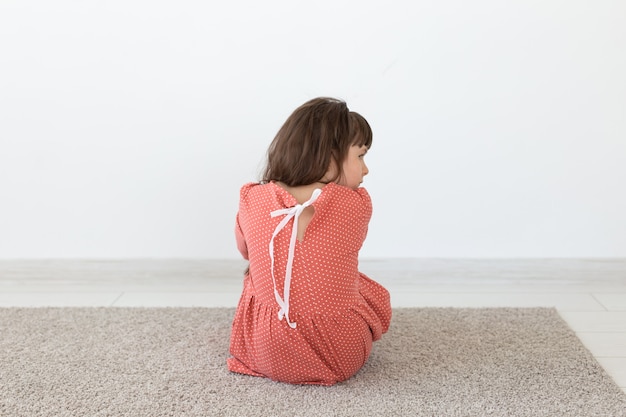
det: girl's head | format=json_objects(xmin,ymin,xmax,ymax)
[{"xmin": 262, "ymin": 97, "xmax": 372, "ymax": 189}]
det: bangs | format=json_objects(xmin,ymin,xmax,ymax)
[{"xmin": 349, "ymin": 111, "xmax": 373, "ymax": 149}]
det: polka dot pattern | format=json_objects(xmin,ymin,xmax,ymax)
[{"xmin": 227, "ymin": 182, "xmax": 392, "ymax": 386}]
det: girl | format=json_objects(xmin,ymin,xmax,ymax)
[{"xmin": 227, "ymin": 97, "xmax": 391, "ymax": 386}]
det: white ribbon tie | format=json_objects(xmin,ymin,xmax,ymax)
[{"xmin": 268, "ymin": 188, "xmax": 322, "ymax": 329}]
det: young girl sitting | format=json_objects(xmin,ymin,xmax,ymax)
[{"xmin": 227, "ymin": 97, "xmax": 391, "ymax": 386}]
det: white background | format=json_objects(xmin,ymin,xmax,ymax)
[{"xmin": 1, "ymin": 0, "xmax": 625, "ymax": 259}]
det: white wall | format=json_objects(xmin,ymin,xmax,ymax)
[{"xmin": 1, "ymin": 0, "xmax": 625, "ymax": 259}]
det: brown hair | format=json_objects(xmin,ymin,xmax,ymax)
[{"xmin": 262, "ymin": 97, "xmax": 372, "ymax": 186}]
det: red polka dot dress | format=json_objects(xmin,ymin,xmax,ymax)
[{"xmin": 227, "ymin": 181, "xmax": 391, "ymax": 386}]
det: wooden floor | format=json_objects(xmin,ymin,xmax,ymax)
[{"xmin": 1, "ymin": 258, "xmax": 625, "ymax": 394}]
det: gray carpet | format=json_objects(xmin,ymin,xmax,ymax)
[{"xmin": 1, "ymin": 308, "xmax": 625, "ymax": 417}]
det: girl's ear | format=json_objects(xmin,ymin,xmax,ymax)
[{"xmin": 320, "ymin": 158, "xmax": 339, "ymax": 183}]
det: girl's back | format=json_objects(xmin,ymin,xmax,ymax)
[{"xmin": 237, "ymin": 181, "xmax": 371, "ymax": 315}]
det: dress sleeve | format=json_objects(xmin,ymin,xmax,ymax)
[
  {"xmin": 233, "ymin": 183, "xmax": 256, "ymax": 260},
  {"xmin": 235, "ymin": 214, "xmax": 248, "ymax": 260},
  {"xmin": 355, "ymin": 187, "xmax": 373, "ymax": 222}
]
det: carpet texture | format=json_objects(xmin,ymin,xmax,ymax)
[{"xmin": 1, "ymin": 307, "xmax": 625, "ymax": 417}]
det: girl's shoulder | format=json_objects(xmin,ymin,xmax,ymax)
[
  {"xmin": 324, "ymin": 183, "xmax": 371, "ymax": 203},
  {"xmin": 238, "ymin": 181, "xmax": 297, "ymax": 207},
  {"xmin": 312, "ymin": 183, "xmax": 372, "ymax": 217},
  {"xmin": 239, "ymin": 182, "xmax": 259, "ymax": 197}
]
